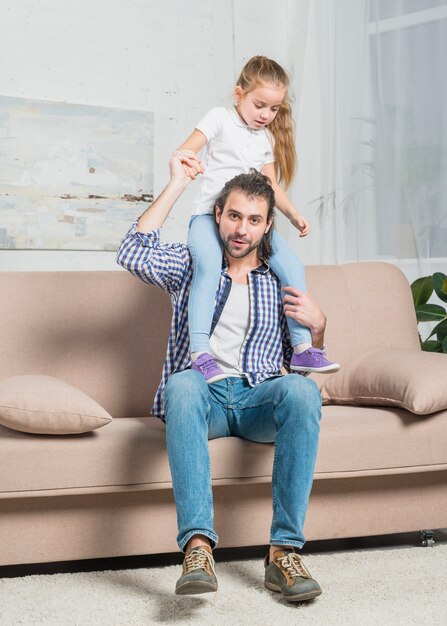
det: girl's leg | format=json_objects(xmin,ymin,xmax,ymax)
[
  {"xmin": 269, "ymin": 229, "xmax": 312, "ymax": 347},
  {"xmin": 270, "ymin": 230, "xmax": 340, "ymax": 373},
  {"xmin": 188, "ymin": 215, "xmax": 223, "ymax": 354}
]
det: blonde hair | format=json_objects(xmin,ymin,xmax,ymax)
[{"xmin": 236, "ymin": 56, "xmax": 297, "ymax": 189}]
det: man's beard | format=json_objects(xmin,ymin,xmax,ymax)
[{"xmin": 220, "ymin": 234, "xmax": 261, "ymax": 258}]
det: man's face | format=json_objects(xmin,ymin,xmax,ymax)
[{"xmin": 216, "ymin": 190, "xmax": 272, "ymax": 259}]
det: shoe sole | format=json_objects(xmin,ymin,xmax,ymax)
[
  {"xmin": 264, "ymin": 580, "xmax": 322, "ymax": 602},
  {"xmin": 290, "ymin": 364, "xmax": 340, "ymax": 373},
  {"xmin": 206, "ymin": 373, "xmax": 228, "ymax": 384},
  {"xmin": 175, "ymin": 580, "xmax": 218, "ymax": 595}
]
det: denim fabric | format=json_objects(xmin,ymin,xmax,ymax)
[
  {"xmin": 163, "ymin": 370, "xmax": 322, "ymax": 551},
  {"xmin": 187, "ymin": 214, "xmax": 223, "ymax": 353},
  {"xmin": 269, "ymin": 229, "xmax": 312, "ymax": 346}
]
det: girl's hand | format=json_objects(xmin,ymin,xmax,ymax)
[
  {"xmin": 289, "ymin": 213, "xmax": 310, "ymax": 237},
  {"xmin": 172, "ymin": 149, "xmax": 205, "ymax": 181}
]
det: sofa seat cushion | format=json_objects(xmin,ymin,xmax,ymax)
[
  {"xmin": 1, "ymin": 407, "xmax": 447, "ymax": 495},
  {"xmin": 316, "ymin": 405, "xmax": 447, "ymax": 475}
]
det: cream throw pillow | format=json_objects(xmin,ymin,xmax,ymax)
[
  {"xmin": 0, "ymin": 375, "xmax": 112, "ymax": 434},
  {"xmin": 321, "ymin": 349, "xmax": 447, "ymax": 415}
]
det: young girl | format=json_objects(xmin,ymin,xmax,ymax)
[{"xmin": 176, "ymin": 56, "xmax": 339, "ymax": 382}]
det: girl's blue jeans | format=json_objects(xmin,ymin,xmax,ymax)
[
  {"xmin": 163, "ymin": 370, "xmax": 322, "ymax": 551},
  {"xmin": 187, "ymin": 214, "xmax": 311, "ymax": 353}
]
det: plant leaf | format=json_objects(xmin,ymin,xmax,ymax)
[
  {"xmin": 411, "ymin": 276, "xmax": 433, "ymax": 306},
  {"xmin": 433, "ymin": 272, "xmax": 447, "ymax": 303},
  {"xmin": 426, "ymin": 317, "xmax": 447, "ymax": 340},
  {"xmin": 421, "ymin": 339, "xmax": 443, "ymax": 352},
  {"xmin": 443, "ymin": 335, "xmax": 447, "ymax": 353},
  {"xmin": 437, "ymin": 319, "xmax": 447, "ymax": 342},
  {"xmin": 416, "ymin": 304, "xmax": 446, "ymax": 322}
]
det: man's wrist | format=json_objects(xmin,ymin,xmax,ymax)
[
  {"xmin": 311, "ymin": 330, "xmax": 324, "ymax": 349},
  {"xmin": 309, "ymin": 313, "xmax": 326, "ymax": 349},
  {"xmin": 136, "ymin": 175, "xmax": 189, "ymax": 233},
  {"xmin": 168, "ymin": 176, "xmax": 190, "ymax": 194}
]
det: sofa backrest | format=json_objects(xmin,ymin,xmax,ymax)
[
  {"xmin": 0, "ymin": 271, "xmax": 170, "ymax": 418},
  {"xmin": 305, "ymin": 262, "xmax": 420, "ymax": 388},
  {"xmin": 0, "ymin": 262, "xmax": 420, "ymax": 417}
]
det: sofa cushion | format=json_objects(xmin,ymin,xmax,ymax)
[
  {"xmin": 1, "ymin": 408, "xmax": 447, "ymax": 495},
  {"xmin": 321, "ymin": 349, "xmax": 447, "ymax": 415},
  {"xmin": 0, "ymin": 375, "xmax": 112, "ymax": 434}
]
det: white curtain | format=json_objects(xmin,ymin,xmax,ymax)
[{"xmin": 291, "ymin": 0, "xmax": 447, "ymax": 281}]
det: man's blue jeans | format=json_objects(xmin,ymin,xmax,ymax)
[{"xmin": 163, "ymin": 371, "xmax": 322, "ymax": 552}]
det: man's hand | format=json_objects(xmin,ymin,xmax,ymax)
[
  {"xmin": 289, "ymin": 213, "xmax": 310, "ymax": 237},
  {"xmin": 172, "ymin": 149, "xmax": 204, "ymax": 181},
  {"xmin": 136, "ymin": 152, "xmax": 193, "ymax": 233},
  {"xmin": 169, "ymin": 151, "xmax": 198, "ymax": 186},
  {"xmin": 282, "ymin": 286, "xmax": 326, "ymax": 349}
]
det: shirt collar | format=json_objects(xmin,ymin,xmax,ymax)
[
  {"xmin": 220, "ymin": 256, "xmax": 270, "ymax": 276},
  {"xmin": 226, "ymin": 105, "xmax": 262, "ymax": 133}
]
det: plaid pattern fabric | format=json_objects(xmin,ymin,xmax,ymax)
[{"xmin": 117, "ymin": 223, "xmax": 295, "ymax": 419}]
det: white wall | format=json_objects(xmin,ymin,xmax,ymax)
[{"xmin": 0, "ymin": 0, "xmax": 311, "ymax": 270}]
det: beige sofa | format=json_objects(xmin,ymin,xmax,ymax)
[{"xmin": 1, "ymin": 262, "xmax": 446, "ymax": 567}]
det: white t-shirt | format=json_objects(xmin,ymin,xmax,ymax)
[
  {"xmin": 191, "ymin": 106, "xmax": 275, "ymax": 216},
  {"xmin": 209, "ymin": 281, "xmax": 250, "ymax": 377}
]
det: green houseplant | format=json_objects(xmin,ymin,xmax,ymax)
[{"xmin": 411, "ymin": 272, "xmax": 447, "ymax": 352}]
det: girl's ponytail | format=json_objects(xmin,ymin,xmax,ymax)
[
  {"xmin": 236, "ymin": 55, "xmax": 297, "ymax": 189},
  {"xmin": 268, "ymin": 98, "xmax": 297, "ymax": 190}
]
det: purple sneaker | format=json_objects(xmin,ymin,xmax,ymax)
[
  {"xmin": 290, "ymin": 348, "xmax": 340, "ymax": 374},
  {"xmin": 191, "ymin": 352, "xmax": 227, "ymax": 384}
]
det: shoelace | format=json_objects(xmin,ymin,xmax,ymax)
[
  {"xmin": 277, "ymin": 553, "xmax": 311, "ymax": 579},
  {"xmin": 197, "ymin": 358, "xmax": 217, "ymax": 375},
  {"xmin": 184, "ymin": 548, "xmax": 216, "ymax": 575},
  {"xmin": 306, "ymin": 348, "xmax": 326, "ymax": 363}
]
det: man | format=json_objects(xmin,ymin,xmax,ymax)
[{"xmin": 117, "ymin": 153, "xmax": 325, "ymax": 603}]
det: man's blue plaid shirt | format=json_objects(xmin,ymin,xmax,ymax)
[{"xmin": 116, "ymin": 222, "xmax": 295, "ymax": 420}]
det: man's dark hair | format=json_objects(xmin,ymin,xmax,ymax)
[{"xmin": 213, "ymin": 169, "xmax": 276, "ymax": 259}]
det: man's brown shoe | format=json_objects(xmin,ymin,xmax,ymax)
[
  {"xmin": 264, "ymin": 548, "xmax": 322, "ymax": 602},
  {"xmin": 175, "ymin": 545, "xmax": 218, "ymax": 595}
]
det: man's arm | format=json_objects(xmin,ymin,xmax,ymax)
[
  {"xmin": 136, "ymin": 153, "xmax": 192, "ymax": 233},
  {"xmin": 282, "ymin": 286, "xmax": 326, "ymax": 349},
  {"xmin": 116, "ymin": 154, "xmax": 193, "ymax": 294}
]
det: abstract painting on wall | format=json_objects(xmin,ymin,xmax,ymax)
[{"xmin": 0, "ymin": 96, "xmax": 153, "ymax": 250}]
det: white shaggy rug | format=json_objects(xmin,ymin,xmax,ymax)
[{"xmin": 1, "ymin": 544, "xmax": 447, "ymax": 626}]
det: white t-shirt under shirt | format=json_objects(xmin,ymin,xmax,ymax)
[
  {"xmin": 209, "ymin": 281, "xmax": 250, "ymax": 377},
  {"xmin": 192, "ymin": 106, "xmax": 275, "ymax": 216}
]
